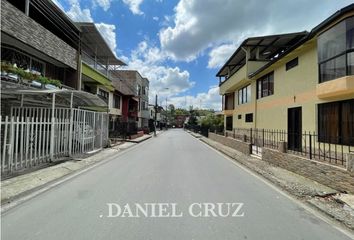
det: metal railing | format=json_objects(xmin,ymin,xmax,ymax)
[
  {"xmin": 1, "ymin": 107, "xmax": 109, "ymax": 176},
  {"xmin": 224, "ymin": 128, "xmax": 352, "ymax": 167}
]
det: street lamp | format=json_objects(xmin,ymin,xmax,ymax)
[{"xmin": 154, "ymin": 88, "xmax": 169, "ymax": 136}]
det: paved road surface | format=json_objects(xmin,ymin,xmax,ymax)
[{"xmin": 2, "ymin": 130, "xmax": 352, "ymax": 239}]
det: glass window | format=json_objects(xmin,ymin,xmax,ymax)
[
  {"xmin": 286, "ymin": 57, "xmax": 298, "ymax": 71},
  {"xmin": 318, "ymin": 20, "xmax": 346, "ymax": 62},
  {"xmin": 319, "ymin": 54, "xmax": 346, "ymax": 82},
  {"xmin": 238, "ymin": 85, "xmax": 251, "ymax": 105},
  {"xmin": 347, "ymin": 16, "xmax": 354, "ymax": 50},
  {"xmin": 257, "ymin": 72, "xmax": 274, "ymax": 99},
  {"xmin": 318, "ymin": 16, "xmax": 354, "ymax": 83},
  {"xmin": 318, "ymin": 99, "xmax": 354, "ymax": 145},
  {"xmin": 246, "ymin": 85, "xmax": 251, "ymax": 103},
  {"xmin": 245, "ymin": 113, "xmax": 253, "ymax": 123},
  {"xmin": 348, "ymin": 52, "xmax": 354, "ymax": 75}
]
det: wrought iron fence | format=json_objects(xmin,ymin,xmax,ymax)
[{"xmin": 225, "ymin": 128, "xmax": 352, "ymax": 167}]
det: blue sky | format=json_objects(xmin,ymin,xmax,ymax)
[{"xmin": 54, "ymin": 0, "xmax": 353, "ymax": 110}]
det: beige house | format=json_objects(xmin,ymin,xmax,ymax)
[{"xmin": 217, "ymin": 4, "xmax": 354, "ymax": 151}]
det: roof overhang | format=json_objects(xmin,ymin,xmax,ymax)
[
  {"xmin": 77, "ymin": 22, "xmax": 126, "ymax": 66},
  {"xmin": 216, "ymin": 31, "xmax": 308, "ymax": 77},
  {"xmin": 1, "ymin": 81, "xmax": 108, "ymax": 111}
]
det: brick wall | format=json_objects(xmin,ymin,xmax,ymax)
[
  {"xmin": 1, "ymin": 1, "xmax": 77, "ymax": 70},
  {"xmin": 262, "ymin": 147, "xmax": 354, "ymax": 194},
  {"xmin": 209, "ymin": 132, "xmax": 251, "ymax": 155}
]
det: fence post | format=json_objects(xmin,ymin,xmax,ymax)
[
  {"xmin": 100, "ymin": 113, "xmax": 104, "ymax": 148},
  {"xmin": 9, "ymin": 116, "xmax": 15, "ymax": 171},
  {"xmin": 309, "ymin": 133, "xmax": 312, "ymax": 159},
  {"xmin": 262, "ymin": 129, "xmax": 265, "ymax": 147},
  {"xmin": 50, "ymin": 93, "xmax": 56, "ymax": 161},
  {"xmin": 68, "ymin": 93, "xmax": 74, "ymax": 157},
  {"xmin": 250, "ymin": 128, "xmax": 253, "ymax": 144},
  {"xmin": 82, "ymin": 110, "xmax": 86, "ymax": 154}
]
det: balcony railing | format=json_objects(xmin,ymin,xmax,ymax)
[{"xmin": 82, "ymin": 52, "xmax": 111, "ymax": 79}]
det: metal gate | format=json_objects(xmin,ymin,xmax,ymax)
[{"xmin": 1, "ymin": 107, "xmax": 108, "ymax": 175}]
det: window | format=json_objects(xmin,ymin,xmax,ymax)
[
  {"xmin": 98, "ymin": 89, "xmax": 109, "ymax": 102},
  {"xmin": 238, "ymin": 114, "xmax": 242, "ymax": 120},
  {"xmin": 257, "ymin": 72, "xmax": 274, "ymax": 99},
  {"xmin": 286, "ymin": 57, "xmax": 298, "ymax": 71},
  {"xmin": 223, "ymin": 93, "xmax": 234, "ymax": 110},
  {"xmin": 226, "ymin": 116, "xmax": 233, "ymax": 131},
  {"xmin": 318, "ymin": 16, "xmax": 354, "ymax": 83},
  {"xmin": 318, "ymin": 99, "xmax": 354, "ymax": 145},
  {"xmin": 113, "ymin": 94, "xmax": 121, "ymax": 109},
  {"xmin": 238, "ymin": 85, "xmax": 251, "ymax": 105},
  {"xmin": 245, "ymin": 113, "xmax": 253, "ymax": 123}
]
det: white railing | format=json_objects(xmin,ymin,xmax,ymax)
[{"xmin": 0, "ymin": 107, "xmax": 109, "ymax": 175}]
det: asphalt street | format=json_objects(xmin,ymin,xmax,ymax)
[{"xmin": 1, "ymin": 129, "xmax": 352, "ymax": 240}]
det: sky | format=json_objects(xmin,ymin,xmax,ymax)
[{"xmin": 54, "ymin": 0, "xmax": 353, "ymax": 110}]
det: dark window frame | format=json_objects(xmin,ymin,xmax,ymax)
[
  {"xmin": 245, "ymin": 113, "xmax": 253, "ymax": 123},
  {"xmin": 113, "ymin": 94, "xmax": 121, "ymax": 109},
  {"xmin": 318, "ymin": 99, "xmax": 354, "ymax": 145},
  {"xmin": 256, "ymin": 72, "xmax": 274, "ymax": 99},
  {"xmin": 238, "ymin": 85, "xmax": 251, "ymax": 105},
  {"xmin": 286, "ymin": 57, "xmax": 298, "ymax": 71},
  {"xmin": 318, "ymin": 16, "xmax": 354, "ymax": 83}
]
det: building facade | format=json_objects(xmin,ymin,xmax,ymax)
[
  {"xmin": 1, "ymin": 0, "xmax": 80, "ymax": 89},
  {"xmin": 217, "ymin": 4, "xmax": 354, "ymax": 149}
]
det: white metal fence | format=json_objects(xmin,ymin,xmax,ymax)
[{"xmin": 1, "ymin": 107, "xmax": 108, "ymax": 175}]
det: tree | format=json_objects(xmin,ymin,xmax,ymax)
[{"xmin": 199, "ymin": 113, "xmax": 224, "ymax": 132}]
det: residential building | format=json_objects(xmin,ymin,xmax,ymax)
[
  {"xmin": 217, "ymin": 4, "xmax": 354, "ymax": 149},
  {"xmin": 76, "ymin": 22, "xmax": 126, "ymax": 122},
  {"xmin": 1, "ymin": 0, "xmax": 80, "ymax": 89},
  {"xmin": 113, "ymin": 70, "xmax": 150, "ymax": 129}
]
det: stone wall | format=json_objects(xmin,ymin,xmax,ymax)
[
  {"xmin": 262, "ymin": 147, "xmax": 354, "ymax": 193},
  {"xmin": 208, "ymin": 132, "xmax": 251, "ymax": 155},
  {"xmin": 1, "ymin": 1, "xmax": 77, "ymax": 69}
]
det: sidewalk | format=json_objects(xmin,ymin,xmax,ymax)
[
  {"xmin": 1, "ymin": 132, "xmax": 163, "ymax": 207},
  {"xmin": 189, "ymin": 131, "xmax": 354, "ymax": 230}
]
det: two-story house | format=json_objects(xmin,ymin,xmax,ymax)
[{"xmin": 217, "ymin": 4, "xmax": 354, "ymax": 151}]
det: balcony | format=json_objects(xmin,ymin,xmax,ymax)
[
  {"xmin": 219, "ymin": 64, "xmax": 247, "ymax": 95},
  {"xmin": 1, "ymin": 1, "xmax": 77, "ymax": 69},
  {"xmin": 316, "ymin": 76, "xmax": 354, "ymax": 99}
]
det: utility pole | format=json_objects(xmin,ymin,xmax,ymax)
[{"xmin": 154, "ymin": 94, "xmax": 158, "ymax": 137}]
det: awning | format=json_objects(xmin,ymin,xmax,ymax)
[
  {"xmin": 1, "ymin": 81, "xmax": 108, "ymax": 111},
  {"xmin": 216, "ymin": 31, "xmax": 308, "ymax": 77},
  {"xmin": 77, "ymin": 22, "xmax": 126, "ymax": 66}
]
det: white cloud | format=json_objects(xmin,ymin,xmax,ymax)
[
  {"xmin": 169, "ymin": 86, "xmax": 221, "ymax": 110},
  {"xmin": 95, "ymin": 23, "xmax": 117, "ymax": 53},
  {"xmin": 122, "ymin": 0, "xmax": 144, "ymax": 15},
  {"xmin": 207, "ymin": 43, "xmax": 236, "ymax": 69},
  {"xmin": 153, "ymin": 16, "xmax": 159, "ymax": 21},
  {"xmin": 93, "ymin": 0, "xmax": 112, "ymax": 11},
  {"xmin": 66, "ymin": 0, "xmax": 93, "ymax": 22},
  {"xmin": 122, "ymin": 41, "xmax": 195, "ymax": 102},
  {"xmin": 159, "ymin": 0, "xmax": 354, "ymax": 61}
]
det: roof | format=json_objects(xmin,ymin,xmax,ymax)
[
  {"xmin": 249, "ymin": 3, "xmax": 354, "ymax": 78},
  {"xmin": 77, "ymin": 22, "xmax": 126, "ymax": 66},
  {"xmin": 1, "ymin": 81, "xmax": 108, "ymax": 111},
  {"xmin": 216, "ymin": 31, "xmax": 308, "ymax": 77}
]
